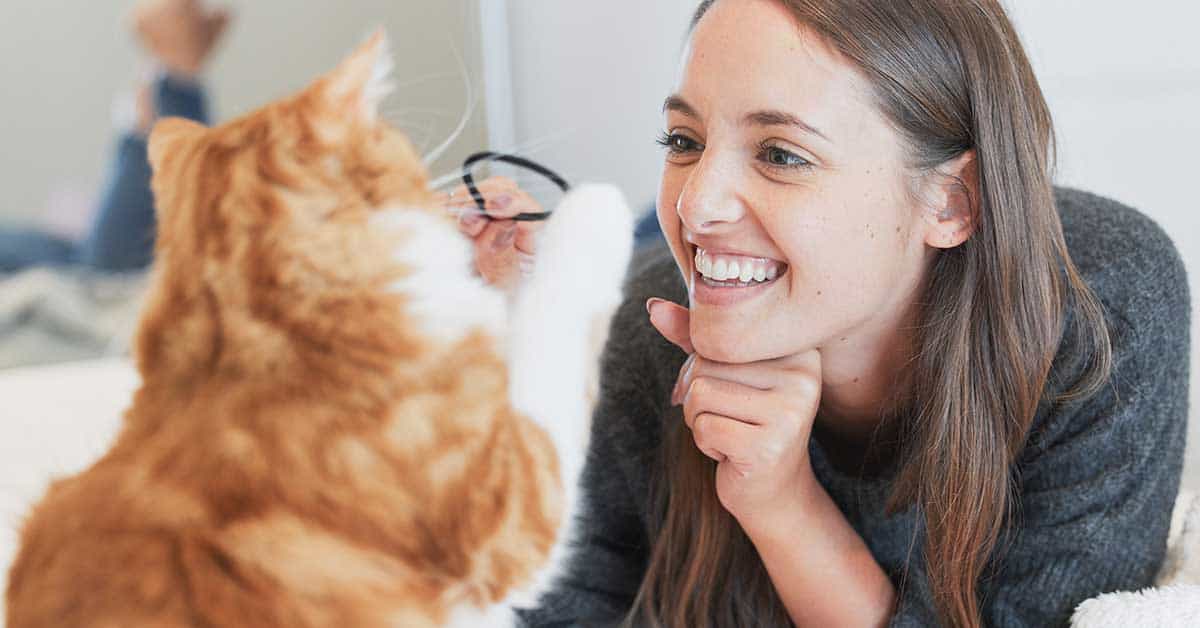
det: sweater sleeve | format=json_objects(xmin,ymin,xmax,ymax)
[
  {"xmin": 890, "ymin": 219, "xmax": 1191, "ymax": 627},
  {"xmin": 515, "ymin": 289, "xmax": 671, "ymax": 628}
]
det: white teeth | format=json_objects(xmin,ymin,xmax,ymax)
[
  {"xmin": 693, "ymin": 247, "xmax": 786, "ymax": 284},
  {"xmin": 712, "ymin": 259, "xmax": 728, "ymax": 281}
]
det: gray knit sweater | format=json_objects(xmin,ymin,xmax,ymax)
[{"xmin": 516, "ymin": 188, "xmax": 1192, "ymax": 627}]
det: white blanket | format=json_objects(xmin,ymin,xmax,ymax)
[{"xmin": 0, "ymin": 267, "xmax": 147, "ymax": 369}]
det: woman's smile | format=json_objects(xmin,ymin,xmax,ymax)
[{"xmin": 690, "ymin": 245, "xmax": 789, "ymax": 306}]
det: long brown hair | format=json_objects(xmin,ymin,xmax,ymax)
[{"xmin": 627, "ymin": 1, "xmax": 1114, "ymax": 626}]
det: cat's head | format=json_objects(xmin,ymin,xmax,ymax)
[
  {"xmin": 147, "ymin": 30, "xmax": 433, "ymax": 265},
  {"xmin": 138, "ymin": 32, "xmax": 447, "ymax": 380}
]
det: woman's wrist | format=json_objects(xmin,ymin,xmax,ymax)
[
  {"xmin": 735, "ymin": 456, "xmax": 823, "ymax": 544},
  {"xmin": 739, "ymin": 461, "xmax": 898, "ymax": 626}
]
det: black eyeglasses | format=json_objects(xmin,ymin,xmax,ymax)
[{"xmin": 460, "ymin": 151, "xmax": 569, "ymax": 222}]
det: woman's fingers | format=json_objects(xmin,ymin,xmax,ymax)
[
  {"xmin": 474, "ymin": 221, "xmax": 519, "ymax": 285},
  {"xmin": 691, "ymin": 412, "xmax": 761, "ymax": 468},
  {"xmin": 680, "ymin": 369, "xmax": 820, "ymax": 446},
  {"xmin": 682, "ymin": 376, "xmax": 771, "ymax": 430},
  {"xmin": 439, "ymin": 176, "xmax": 548, "ymax": 287},
  {"xmin": 443, "ymin": 176, "xmax": 544, "ymax": 221},
  {"xmin": 456, "ymin": 209, "xmax": 487, "ymax": 238},
  {"xmin": 514, "ymin": 220, "xmax": 540, "ymax": 255},
  {"xmin": 669, "ymin": 348, "xmax": 823, "ymax": 408},
  {"xmin": 676, "ymin": 357, "xmax": 783, "ymax": 400}
]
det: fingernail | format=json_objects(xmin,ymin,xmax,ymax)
[
  {"xmin": 670, "ymin": 354, "xmax": 692, "ymax": 406},
  {"xmin": 646, "ymin": 297, "xmax": 667, "ymax": 318},
  {"xmin": 491, "ymin": 194, "xmax": 513, "ymax": 210}
]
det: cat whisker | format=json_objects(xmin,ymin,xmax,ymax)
[
  {"xmin": 489, "ymin": 127, "xmax": 580, "ymax": 161},
  {"xmin": 387, "ymin": 71, "xmax": 460, "ymax": 90},
  {"xmin": 381, "ymin": 106, "xmax": 457, "ymax": 119},
  {"xmin": 421, "ymin": 31, "xmax": 478, "ymax": 167}
]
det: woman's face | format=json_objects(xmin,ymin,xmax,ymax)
[{"xmin": 657, "ymin": 0, "xmax": 938, "ymax": 364}]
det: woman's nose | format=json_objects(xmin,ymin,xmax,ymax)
[{"xmin": 675, "ymin": 154, "xmax": 745, "ymax": 233}]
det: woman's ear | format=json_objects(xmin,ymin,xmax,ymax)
[{"xmin": 921, "ymin": 149, "xmax": 979, "ymax": 249}]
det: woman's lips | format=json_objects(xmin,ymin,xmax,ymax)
[{"xmin": 691, "ymin": 246, "xmax": 788, "ymax": 306}]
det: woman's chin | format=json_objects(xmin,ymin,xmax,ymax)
[{"xmin": 689, "ymin": 329, "xmax": 766, "ymax": 364}]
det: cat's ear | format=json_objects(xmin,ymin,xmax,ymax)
[
  {"xmin": 316, "ymin": 29, "xmax": 394, "ymax": 122},
  {"xmin": 148, "ymin": 117, "xmax": 206, "ymax": 173}
]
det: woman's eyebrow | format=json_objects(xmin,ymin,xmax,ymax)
[
  {"xmin": 744, "ymin": 110, "xmax": 830, "ymax": 143},
  {"xmin": 663, "ymin": 94, "xmax": 830, "ymax": 143},
  {"xmin": 662, "ymin": 94, "xmax": 699, "ymax": 119}
]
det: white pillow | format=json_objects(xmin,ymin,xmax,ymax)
[{"xmin": 1071, "ymin": 489, "xmax": 1200, "ymax": 627}]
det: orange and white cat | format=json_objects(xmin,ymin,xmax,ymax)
[{"xmin": 5, "ymin": 32, "xmax": 632, "ymax": 627}]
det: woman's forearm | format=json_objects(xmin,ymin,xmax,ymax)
[{"xmin": 740, "ymin": 465, "xmax": 897, "ymax": 628}]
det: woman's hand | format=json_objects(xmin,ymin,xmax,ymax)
[
  {"xmin": 435, "ymin": 176, "xmax": 545, "ymax": 289},
  {"xmin": 132, "ymin": 0, "xmax": 232, "ymax": 78},
  {"xmin": 647, "ymin": 297, "xmax": 824, "ymax": 529}
]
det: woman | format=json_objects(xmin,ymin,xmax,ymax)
[{"xmin": 445, "ymin": 0, "xmax": 1191, "ymax": 626}]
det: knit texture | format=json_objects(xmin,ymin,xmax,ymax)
[{"xmin": 515, "ymin": 187, "xmax": 1192, "ymax": 627}]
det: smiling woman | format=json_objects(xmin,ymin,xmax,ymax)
[{"xmin": 513, "ymin": 0, "xmax": 1190, "ymax": 627}]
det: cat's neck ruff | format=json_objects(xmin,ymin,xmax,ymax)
[{"xmin": 372, "ymin": 208, "xmax": 508, "ymax": 346}]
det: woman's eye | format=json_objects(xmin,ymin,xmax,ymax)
[
  {"xmin": 761, "ymin": 146, "xmax": 809, "ymax": 169},
  {"xmin": 656, "ymin": 132, "xmax": 701, "ymax": 155}
]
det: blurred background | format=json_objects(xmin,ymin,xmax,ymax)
[
  {"xmin": 0, "ymin": 0, "xmax": 1195, "ymax": 473},
  {"xmin": 0, "ymin": 0, "xmax": 487, "ymax": 234}
]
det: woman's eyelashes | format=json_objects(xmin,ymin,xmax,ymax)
[
  {"xmin": 757, "ymin": 141, "xmax": 812, "ymax": 171},
  {"xmin": 655, "ymin": 131, "xmax": 813, "ymax": 173},
  {"xmin": 656, "ymin": 131, "xmax": 701, "ymax": 157}
]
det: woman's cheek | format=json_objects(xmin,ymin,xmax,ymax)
[{"xmin": 656, "ymin": 187, "xmax": 692, "ymax": 273}]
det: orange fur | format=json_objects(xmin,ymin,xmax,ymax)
[{"xmin": 7, "ymin": 34, "xmax": 563, "ymax": 627}]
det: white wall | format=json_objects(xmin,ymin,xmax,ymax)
[
  {"xmin": 501, "ymin": 0, "xmax": 1200, "ymax": 488},
  {"xmin": 1006, "ymin": 1, "xmax": 1200, "ymax": 488},
  {"xmin": 502, "ymin": 0, "xmax": 695, "ymax": 214},
  {"xmin": 0, "ymin": 0, "xmax": 487, "ymax": 230}
]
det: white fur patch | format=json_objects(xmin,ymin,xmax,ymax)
[
  {"xmin": 378, "ymin": 186, "xmax": 635, "ymax": 618},
  {"xmin": 503, "ymin": 183, "xmax": 634, "ymax": 610},
  {"xmin": 439, "ymin": 601, "xmax": 515, "ymax": 628},
  {"xmin": 363, "ymin": 33, "xmax": 396, "ymax": 120},
  {"xmin": 371, "ymin": 208, "xmax": 506, "ymax": 344}
]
